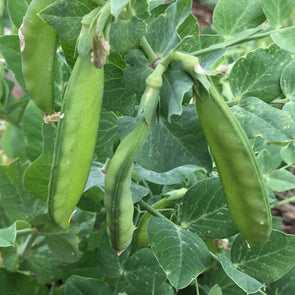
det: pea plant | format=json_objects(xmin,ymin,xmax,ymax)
[{"xmin": 1, "ymin": 0, "xmax": 295, "ymax": 294}]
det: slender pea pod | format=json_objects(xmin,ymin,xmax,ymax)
[
  {"xmin": 194, "ymin": 76, "xmax": 272, "ymax": 246},
  {"xmin": 20, "ymin": 0, "xmax": 57, "ymax": 115},
  {"xmin": 48, "ymin": 56, "xmax": 104, "ymax": 229}
]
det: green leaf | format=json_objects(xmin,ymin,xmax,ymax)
[
  {"xmin": 261, "ymin": 0, "xmax": 295, "ymax": 28},
  {"xmin": 22, "ymin": 101, "xmax": 44, "ymax": 162},
  {"xmin": 65, "ymin": 275, "xmax": 112, "ymax": 295},
  {"xmin": 208, "ymin": 284, "xmax": 223, "ymax": 295},
  {"xmin": 118, "ymin": 105, "xmax": 212, "ymax": 173},
  {"xmin": 122, "ymin": 282, "xmax": 174, "ymax": 295},
  {"xmin": 272, "ymin": 27, "xmax": 295, "ymax": 53},
  {"xmin": 7, "ymin": 0, "xmax": 28, "ymax": 28},
  {"xmin": 0, "ymin": 35, "xmax": 26, "ymax": 90},
  {"xmin": 267, "ymin": 169, "xmax": 295, "ymax": 192},
  {"xmin": 135, "ymin": 164, "xmax": 202, "ymax": 185},
  {"xmin": 125, "ymin": 248, "xmax": 167, "ymax": 292},
  {"xmin": 0, "ymin": 246, "xmax": 19, "ymax": 272},
  {"xmin": 132, "ymin": 0, "xmax": 149, "ymax": 21},
  {"xmin": 0, "ymin": 269, "xmax": 48, "ymax": 295},
  {"xmin": 212, "ymin": 0, "xmax": 265, "ymax": 38},
  {"xmin": 109, "ymin": 16, "xmax": 146, "ymax": 53},
  {"xmin": 283, "ymin": 100, "xmax": 295, "ymax": 120},
  {"xmin": 257, "ymin": 149, "xmax": 282, "ymax": 175},
  {"xmin": 270, "ymin": 264, "xmax": 295, "ymax": 294},
  {"xmin": 232, "ymin": 97, "xmax": 295, "ymax": 143},
  {"xmin": 146, "ymin": 0, "xmax": 192, "ymax": 56},
  {"xmin": 103, "ymin": 64, "xmax": 136, "ymax": 115},
  {"xmin": 231, "ymin": 230, "xmax": 295, "ymax": 283},
  {"xmin": 24, "ymin": 123, "xmax": 56, "ymax": 200},
  {"xmin": 148, "ymin": 217, "xmax": 213, "ymax": 290},
  {"xmin": 0, "ymin": 223, "xmax": 17, "ymax": 247},
  {"xmin": 179, "ymin": 177, "xmax": 238, "ymax": 239},
  {"xmin": 280, "ymin": 142, "xmax": 295, "ymax": 165},
  {"xmin": 95, "ymin": 111, "xmax": 118, "ymax": 162},
  {"xmin": 218, "ymin": 253, "xmax": 263, "ymax": 294},
  {"xmin": 281, "ymin": 60, "xmax": 295, "ymax": 99},
  {"xmin": 110, "ymin": 0, "xmax": 130, "ymax": 18},
  {"xmin": 229, "ymin": 45, "xmax": 293, "ymax": 102}
]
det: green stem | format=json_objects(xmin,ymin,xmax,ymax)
[
  {"xmin": 140, "ymin": 37, "xmax": 158, "ymax": 63},
  {"xmin": 270, "ymin": 195, "xmax": 295, "ymax": 209},
  {"xmin": 19, "ymin": 231, "xmax": 38, "ymax": 260},
  {"xmin": 17, "ymin": 228, "xmax": 37, "ymax": 237},
  {"xmin": 138, "ymin": 200, "xmax": 168, "ymax": 219},
  {"xmin": 0, "ymin": 0, "xmax": 5, "ymax": 36},
  {"xmin": 195, "ymin": 279, "xmax": 200, "ymax": 295},
  {"xmin": 258, "ymin": 290, "xmax": 268, "ymax": 295}
]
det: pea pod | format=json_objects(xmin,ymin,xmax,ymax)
[
  {"xmin": 48, "ymin": 56, "xmax": 104, "ymax": 229},
  {"xmin": 20, "ymin": 0, "xmax": 57, "ymax": 115},
  {"xmin": 194, "ymin": 76, "xmax": 272, "ymax": 246}
]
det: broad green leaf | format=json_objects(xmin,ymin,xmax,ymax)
[
  {"xmin": 110, "ymin": 0, "xmax": 129, "ymax": 18},
  {"xmin": 65, "ymin": 275, "xmax": 112, "ymax": 295},
  {"xmin": 122, "ymin": 282, "xmax": 174, "ymax": 295},
  {"xmin": 208, "ymin": 284, "xmax": 223, "ymax": 295},
  {"xmin": 270, "ymin": 264, "xmax": 295, "ymax": 294},
  {"xmin": 231, "ymin": 230, "xmax": 295, "ymax": 283},
  {"xmin": 283, "ymin": 100, "xmax": 295, "ymax": 120},
  {"xmin": 218, "ymin": 254, "xmax": 263, "ymax": 294},
  {"xmin": 232, "ymin": 97, "xmax": 295, "ymax": 143},
  {"xmin": 0, "ymin": 160, "xmax": 47, "ymax": 222},
  {"xmin": 118, "ymin": 105, "xmax": 212, "ymax": 173},
  {"xmin": 267, "ymin": 169, "xmax": 295, "ymax": 192},
  {"xmin": 146, "ymin": 0, "xmax": 192, "ymax": 56},
  {"xmin": 135, "ymin": 164, "xmax": 202, "ymax": 185},
  {"xmin": 229, "ymin": 45, "xmax": 293, "ymax": 102},
  {"xmin": 0, "ymin": 223, "xmax": 17, "ymax": 247},
  {"xmin": 22, "ymin": 101, "xmax": 44, "ymax": 162},
  {"xmin": 261, "ymin": 0, "xmax": 295, "ymax": 28},
  {"xmin": 109, "ymin": 17, "xmax": 146, "ymax": 54},
  {"xmin": 280, "ymin": 142, "xmax": 295, "ymax": 165},
  {"xmin": 24, "ymin": 124, "xmax": 56, "ymax": 200},
  {"xmin": 1, "ymin": 246, "xmax": 19, "ymax": 272},
  {"xmin": 7, "ymin": 0, "xmax": 28, "ymax": 28},
  {"xmin": 0, "ymin": 35, "xmax": 25, "ymax": 90},
  {"xmin": 148, "ymin": 217, "xmax": 213, "ymax": 290},
  {"xmin": 280, "ymin": 60, "xmax": 295, "ymax": 99},
  {"xmin": 131, "ymin": 0, "xmax": 149, "ymax": 21},
  {"xmin": 212, "ymin": 0, "xmax": 265, "ymax": 38},
  {"xmin": 272, "ymin": 26, "xmax": 295, "ymax": 53},
  {"xmin": 95, "ymin": 111, "xmax": 118, "ymax": 162},
  {"xmin": 97, "ymin": 230, "xmax": 129, "ymax": 278},
  {"xmin": 103, "ymin": 64, "xmax": 136, "ymax": 116},
  {"xmin": 257, "ymin": 148, "xmax": 282, "ymax": 174},
  {"xmin": 179, "ymin": 177, "xmax": 238, "ymax": 239},
  {"xmin": 0, "ymin": 269, "xmax": 48, "ymax": 295},
  {"xmin": 125, "ymin": 248, "xmax": 167, "ymax": 292}
]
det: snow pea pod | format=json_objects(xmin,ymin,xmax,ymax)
[
  {"xmin": 48, "ymin": 56, "xmax": 104, "ymax": 229},
  {"xmin": 20, "ymin": 0, "xmax": 57, "ymax": 115}
]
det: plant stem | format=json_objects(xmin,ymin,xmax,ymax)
[
  {"xmin": 16, "ymin": 228, "xmax": 37, "ymax": 236},
  {"xmin": 195, "ymin": 279, "xmax": 200, "ymax": 295},
  {"xmin": 140, "ymin": 37, "xmax": 158, "ymax": 63},
  {"xmin": 270, "ymin": 195, "xmax": 295, "ymax": 209},
  {"xmin": 138, "ymin": 200, "xmax": 168, "ymax": 219},
  {"xmin": 19, "ymin": 230, "xmax": 38, "ymax": 260}
]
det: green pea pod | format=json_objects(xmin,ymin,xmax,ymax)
[
  {"xmin": 195, "ymin": 78, "xmax": 272, "ymax": 246},
  {"xmin": 20, "ymin": 0, "xmax": 57, "ymax": 115},
  {"xmin": 104, "ymin": 119, "xmax": 154, "ymax": 252},
  {"xmin": 48, "ymin": 56, "xmax": 104, "ymax": 229}
]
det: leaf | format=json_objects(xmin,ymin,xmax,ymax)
[
  {"xmin": 280, "ymin": 142, "xmax": 295, "ymax": 165},
  {"xmin": 0, "ymin": 35, "xmax": 25, "ymax": 90},
  {"xmin": 7, "ymin": 0, "xmax": 28, "ymax": 28},
  {"xmin": 267, "ymin": 169, "xmax": 295, "ymax": 192},
  {"xmin": 208, "ymin": 284, "xmax": 223, "ymax": 295},
  {"xmin": 123, "ymin": 282, "xmax": 174, "ymax": 295},
  {"xmin": 270, "ymin": 264, "xmax": 295, "ymax": 294},
  {"xmin": 118, "ymin": 105, "xmax": 212, "ymax": 173},
  {"xmin": 261, "ymin": 0, "xmax": 295, "ymax": 28},
  {"xmin": 280, "ymin": 60, "xmax": 295, "ymax": 99},
  {"xmin": 231, "ymin": 230, "xmax": 295, "ymax": 283},
  {"xmin": 179, "ymin": 177, "xmax": 238, "ymax": 239},
  {"xmin": 131, "ymin": 0, "xmax": 150, "ymax": 21},
  {"xmin": 212, "ymin": 0, "xmax": 265, "ymax": 38},
  {"xmin": 283, "ymin": 100, "xmax": 295, "ymax": 120},
  {"xmin": 110, "ymin": 0, "xmax": 130, "ymax": 18},
  {"xmin": 24, "ymin": 123, "xmax": 56, "ymax": 200},
  {"xmin": 1, "ymin": 246, "xmax": 19, "ymax": 272},
  {"xmin": 148, "ymin": 217, "xmax": 213, "ymax": 290},
  {"xmin": 95, "ymin": 111, "xmax": 118, "ymax": 162},
  {"xmin": 65, "ymin": 275, "xmax": 112, "ymax": 295},
  {"xmin": 218, "ymin": 253, "xmax": 263, "ymax": 294},
  {"xmin": 232, "ymin": 97, "xmax": 295, "ymax": 143},
  {"xmin": 135, "ymin": 164, "xmax": 202, "ymax": 185},
  {"xmin": 103, "ymin": 64, "xmax": 136, "ymax": 116},
  {"xmin": 257, "ymin": 149, "xmax": 282, "ymax": 175},
  {"xmin": 229, "ymin": 45, "xmax": 293, "ymax": 102},
  {"xmin": 272, "ymin": 26, "xmax": 295, "ymax": 53},
  {"xmin": 0, "ymin": 269, "xmax": 48, "ymax": 295},
  {"xmin": 145, "ymin": 0, "xmax": 192, "ymax": 56},
  {"xmin": 22, "ymin": 101, "xmax": 44, "ymax": 162},
  {"xmin": 125, "ymin": 248, "xmax": 167, "ymax": 292},
  {"xmin": 0, "ymin": 223, "xmax": 17, "ymax": 247}
]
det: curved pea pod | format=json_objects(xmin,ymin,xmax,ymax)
[
  {"xmin": 104, "ymin": 119, "xmax": 153, "ymax": 252},
  {"xmin": 194, "ymin": 80, "xmax": 272, "ymax": 246},
  {"xmin": 20, "ymin": 0, "xmax": 57, "ymax": 115},
  {"xmin": 48, "ymin": 56, "xmax": 104, "ymax": 229}
]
